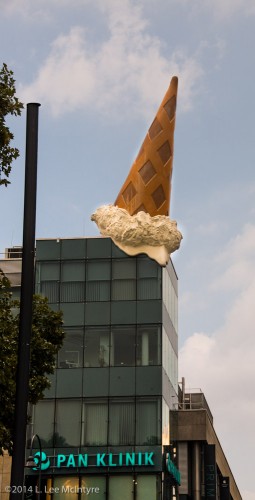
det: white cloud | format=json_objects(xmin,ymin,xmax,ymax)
[
  {"xmin": 209, "ymin": 0, "xmax": 255, "ymax": 19},
  {"xmin": 211, "ymin": 224, "xmax": 255, "ymax": 291},
  {"xmin": 178, "ymin": 0, "xmax": 255, "ymax": 20},
  {"xmin": 19, "ymin": 1, "xmax": 204, "ymax": 119},
  {"xmin": 179, "ymin": 223, "xmax": 255, "ymax": 495}
]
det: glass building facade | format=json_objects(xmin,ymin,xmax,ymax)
[{"xmin": 26, "ymin": 237, "xmax": 180, "ymax": 499}]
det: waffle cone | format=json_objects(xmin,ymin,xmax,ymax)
[{"xmin": 115, "ymin": 76, "xmax": 178, "ymax": 217}]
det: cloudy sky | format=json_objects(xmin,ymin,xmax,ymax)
[{"xmin": 1, "ymin": 0, "xmax": 255, "ymax": 497}]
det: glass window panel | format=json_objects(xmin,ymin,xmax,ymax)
[
  {"xmin": 162, "ymin": 269, "xmax": 178, "ymax": 332},
  {"xmin": 55, "ymin": 400, "xmax": 81, "ymax": 446},
  {"xmin": 33, "ymin": 401, "xmax": 54, "ymax": 447},
  {"xmin": 61, "ymin": 238, "xmax": 86, "ymax": 259},
  {"xmin": 109, "ymin": 476, "xmax": 133, "ymax": 500},
  {"xmin": 81, "ymin": 477, "xmax": 106, "ymax": 499},
  {"xmin": 136, "ymin": 399, "xmax": 160, "ymax": 445},
  {"xmin": 110, "ymin": 327, "xmax": 136, "ymax": 366},
  {"xmin": 61, "ymin": 261, "xmax": 85, "ymax": 281},
  {"xmin": 136, "ymin": 326, "xmax": 161, "ymax": 366},
  {"xmin": 137, "ymin": 259, "xmax": 159, "ymax": 278},
  {"xmin": 137, "ymin": 278, "xmax": 160, "ymax": 300},
  {"xmin": 162, "ymin": 398, "xmax": 170, "ymax": 446},
  {"xmin": 61, "ymin": 282, "xmax": 85, "ymax": 302},
  {"xmin": 58, "ymin": 329, "xmax": 83, "ymax": 368},
  {"xmin": 86, "ymin": 281, "xmax": 110, "ymax": 301},
  {"xmin": 84, "ymin": 328, "xmax": 110, "ymax": 367},
  {"xmin": 53, "ymin": 477, "xmax": 79, "ymax": 500},
  {"xmin": 87, "ymin": 261, "xmax": 110, "ymax": 281},
  {"xmin": 109, "ymin": 399, "xmax": 135, "ymax": 445},
  {"xmin": 136, "ymin": 475, "xmax": 159, "ymax": 500},
  {"xmin": 82, "ymin": 400, "xmax": 108, "ymax": 446},
  {"xmin": 36, "ymin": 240, "xmax": 60, "ymax": 260},
  {"xmin": 112, "ymin": 260, "xmax": 136, "ymax": 279},
  {"xmin": 39, "ymin": 281, "xmax": 59, "ymax": 303},
  {"xmin": 111, "ymin": 280, "xmax": 136, "ymax": 300},
  {"xmin": 162, "ymin": 328, "xmax": 178, "ymax": 392},
  {"xmin": 39, "ymin": 262, "xmax": 60, "ymax": 281}
]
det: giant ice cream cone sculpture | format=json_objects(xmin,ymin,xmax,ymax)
[
  {"xmin": 91, "ymin": 76, "xmax": 182, "ymax": 266},
  {"xmin": 115, "ymin": 76, "xmax": 178, "ymax": 217}
]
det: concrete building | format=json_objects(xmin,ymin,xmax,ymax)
[{"xmin": 171, "ymin": 388, "xmax": 242, "ymax": 499}]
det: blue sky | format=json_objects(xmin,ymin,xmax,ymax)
[{"xmin": 1, "ymin": 0, "xmax": 255, "ymax": 497}]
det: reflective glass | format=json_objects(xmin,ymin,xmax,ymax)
[
  {"xmin": 109, "ymin": 476, "xmax": 133, "ymax": 500},
  {"xmin": 87, "ymin": 261, "xmax": 110, "ymax": 280},
  {"xmin": 53, "ymin": 477, "xmax": 79, "ymax": 500},
  {"xmin": 162, "ymin": 327, "xmax": 178, "ymax": 392},
  {"xmin": 136, "ymin": 398, "xmax": 161, "ymax": 445},
  {"xmin": 39, "ymin": 281, "xmax": 59, "ymax": 303},
  {"xmin": 109, "ymin": 399, "xmax": 135, "ymax": 445},
  {"xmin": 162, "ymin": 398, "xmax": 170, "ymax": 446},
  {"xmin": 136, "ymin": 326, "xmax": 161, "ymax": 366},
  {"xmin": 110, "ymin": 327, "xmax": 136, "ymax": 366},
  {"xmin": 82, "ymin": 400, "xmax": 108, "ymax": 446},
  {"xmin": 61, "ymin": 261, "xmax": 85, "ymax": 281},
  {"xmin": 137, "ymin": 259, "xmax": 159, "ymax": 278},
  {"xmin": 39, "ymin": 262, "xmax": 60, "ymax": 280},
  {"xmin": 55, "ymin": 400, "xmax": 81, "ymax": 446},
  {"xmin": 137, "ymin": 278, "xmax": 160, "ymax": 300},
  {"xmin": 81, "ymin": 477, "xmax": 106, "ymax": 499},
  {"xmin": 58, "ymin": 329, "xmax": 83, "ymax": 368},
  {"xmin": 84, "ymin": 328, "xmax": 110, "ymax": 367},
  {"xmin": 112, "ymin": 260, "xmax": 136, "ymax": 279},
  {"xmin": 60, "ymin": 281, "xmax": 85, "ymax": 302},
  {"xmin": 111, "ymin": 280, "xmax": 136, "ymax": 300},
  {"xmin": 33, "ymin": 401, "xmax": 54, "ymax": 447},
  {"xmin": 136, "ymin": 475, "xmax": 160, "ymax": 500},
  {"xmin": 86, "ymin": 281, "xmax": 110, "ymax": 301}
]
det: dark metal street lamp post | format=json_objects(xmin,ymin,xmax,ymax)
[
  {"xmin": 25, "ymin": 434, "xmax": 42, "ymax": 499},
  {"xmin": 10, "ymin": 103, "xmax": 40, "ymax": 500}
]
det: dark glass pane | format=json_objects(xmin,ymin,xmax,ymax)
[
  {"xmin": 55, "ymin": 400, "xmax": 81, "ymax": 446},
  {"xmin": 86, "ymin": 281, "xmax": 110, "ymax": 301},
  {"xmin": 109, "ymin": 476, "xmax": 133, "ymax": 500},
  {"xmin": 137, "ymin": 258, "xmax": 159, "ymax": 278},
  {"xmin": 136, "ymin": 326, "xmax": 161, "ymax": 366},
  {"xmin": 58, "ymin": 329, "xmax": 83, "ymax": 368},
  {"xmin": 136, "ymin": 475, "xmax": 159, "ymax": 500},
  {"xmin": 111, "ymin": 280, "xmax": 136, "ymax": 300},
  {"xmin": 61, "ymin": 261, "xmax": 85, "ymax": 281},
  {"xmin": 81, "ymin": 477, "xmax": 106, "ymax": 499},
  {"xmin": 110, "ymin": 327, "xmax": 136, "ymax": 366},
  {"xmin": 33, "ymin": 401, "xmax": 54, "ymax": 447},
  {"xmin": 87, "ymin": 261, "xmax": 110, "ymax": 281},
  {"xmin": 137, "ymin": 278, "xmax": 160, "ymax": 300},
  {"xmin": 112, "ymin": 260, "xmax": 136, "ymax": 279},
  {"xmin": 82, "ymin": 400, "xmax": 108, "ymax": 445},
  {"xmin": 136, "ymin": 399, "xmax": 160, "ymax": 445},
  {"xmin": 40, "ymin": 281, "xmax": 59, "ymax": 303},
  {"xmin": 36, "ymin": 240, "xmax": 61, "ymax": 260},
  {"xmin": 84, "ymin": 328, "xmax": 110, "ymax": 367},
  {"xmin": 109, "ymin": 399, "xmax": 135, "ymax": 445},
  {"xmin": 39, "ymin": 262, "xmax": 60, "ymax": 280},
  {"xmin": 61, "ymin": 239, "xmax": 86, "ymax": 259},
  {"xmin": 60, "ymin": 282, "xmax": 85, "ymax": 302},
  {"xmin": 53, "ymin": 477, "xmax": 79, "ymax": 500}
]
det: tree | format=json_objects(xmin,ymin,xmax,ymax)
[
  {"xmin": 0, "ymin": 63, "xmax": 23, "ymax": 186},
  {"xmin": 0, "ymin": 270, "xmax": 64, "ymax": 453}
]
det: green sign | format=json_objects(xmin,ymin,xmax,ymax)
[
  {"xmin": 31, "ymin": 451, "xmax": 155, "ymax": 471},
  {"xmin": 166, "ymin": 453, "xmax": 181, "ymax": 485}
]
